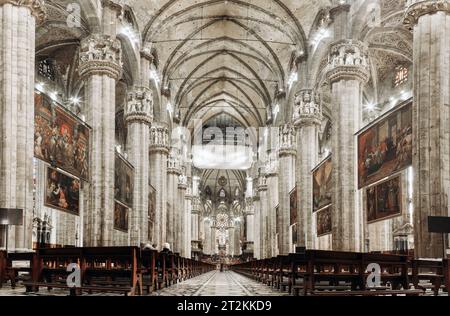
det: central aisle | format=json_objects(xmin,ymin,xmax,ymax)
[{"xmin": 151, "ymin": 271, "xmax": 287, "ymax": 296}]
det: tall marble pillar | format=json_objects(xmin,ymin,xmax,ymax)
[
  {"xmin": 278, "ymin": 124, "xmax": 296, "ymax": 254},
  {"xmin": 166, "ymin": 148, "xmax": 180, "ymax": 251},
  {"xmin": 244, "ymin": 197, "xmax": 255, "ymax": 257},
  {"xmin": 253, "ymin": 195, "xmax": 261, "ymax": 259},
  {"xmin": 191, "ymin": 196, "xmax": 201, "ymax": 255},
  {"xmin": 0, "ymin": 0, "xmax": 45, "ymax": 250},
  {"xmin": 404, "ymin": 0, "xmax": 450, "ymax": 258},
  {"xmin": 79, "ymin": 33, "xmax": 122, "ymax": 246},
  {"xmin": 125, "ymin": 87, "xmax": 153, "ymax": 245},
  {"xmin": 228, "ymin": 226, "xmax": 235, "ymax": 256},
  {"xmin": 257, "ymin": 177, "xmax": 268, "ymax": 258},
  {"xmin": 293, "ymin": 90, "xmax": 322, "ymax": 248},
  {"xmin": 265, "ymin": 168, "xmax": 278, "ymax": 257},
  {"xmin": 326, "ymin": 40, "xmax": 369, "ymax": 251},
  {"xmin": 184, "ymin": 184, "xmax": 192, "ymax": 258},
  {"xmin": 177, "ymin": 173, "xmax": 187, "ymax": 256},
  {"xmin": 149, "ymin": 125, "xmax": 169, "ymax": 248}
]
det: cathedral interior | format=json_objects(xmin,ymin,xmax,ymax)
[{"xmin": 0, "ymin": 0, "xmax": 450, "ymax": 297}]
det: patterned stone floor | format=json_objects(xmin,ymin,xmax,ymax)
[
  {"xmin": 0, "ymin": 271, "xmax": 287, "ymax": 296},
  {"xmin": 151, "ymin": 271, "xmax": 287, "ymax": 296}
]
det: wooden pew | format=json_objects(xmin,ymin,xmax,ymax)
[
  {"xmin": 23, "ymin": 247, "xmax": 142, "ymax": 296},
  {"xmin": 141, "ymin": 249, "xmax": 158, "ymax": 294},
  {"xmin": 0, "ymin": 252, "xmax": 37, "ymax": 289},
  {"xmin": 0, "ymin": 250, "xmax": 6, "ymax": 287},
  {"xmin": 410, "ymin": 259, "xmax": 447, "ymax": 295}
]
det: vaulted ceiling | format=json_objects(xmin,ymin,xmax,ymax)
[{"xmin": 134, "ymin": 0, "xmax": 331, "ymax": 128}]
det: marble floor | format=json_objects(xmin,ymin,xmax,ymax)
[
  {"xmin": 0, "ymin": 270, "xmax": 287, "ymax": 296},
  {"xmin": 151, "ymin": 271, "xmax": 287, "ymax": 296}
]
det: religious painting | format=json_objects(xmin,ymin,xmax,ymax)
[
  {"xmin": 313, "ymin": 156, "xmax": 332, "ymax": 212},
  {"xmin": 34, "ymin": 93, "xmax": 90, "ymax": 181},
  {"xmin": 45, "ymin": 167, "xmax": 80, "ymax": 215},
  {"xmin": 114, "ymin": 153, "xmax": 134, "ymax": 208},
  {"xmin": 358, "ymin": 102, "xmax": 412, "ymax": 188},
  {"xmin": 292, "ymin": 224, "xmax": 297, "ymax": 244},
  {"xmin": 289, "ymin": 187, "xmax": 297, "ymax": 226},
  {"xmin": 148, "ymin": 185, "xmax": 156, "ymax": 241},
  {"xmin": 366, "ymin": 176, "xmax": 402, "ymax": 223},
  {"xmin": 316, "ymin": 206, "xmax": 332, "ymax": 237},
  {"xmin": 114, "ymin": 202, "xmax": 129, "ymax": 232}
]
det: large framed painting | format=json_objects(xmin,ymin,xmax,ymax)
[
  {"xmin": 292, "ymin": 224, "xmax": 297, "ymax": 244},
  {"xmin": 114, "ymin": 202, "xmax": 129, "ymax": 232},
  {"xmin": 114, "ymin": 153, "xmax": 134, "ymax": 208},
  {"xmin": 366, "ymin": 175, "xmax": 402, "ymax": 223},
  {"xmin": 316, "ymin": 206, "xmax": 332, "ymax": 237},
  {"xmin": 358, "ymin": 102, "xmax": 412, "ymax": 189},
  {"xmin": 35, "ymin": 93, "xmax": 90, "ymax": 181},
  {"xmin": 275, "ymin": 205, "xmax": 280, "ymax": 235},
  {"xmin": 313, "ymin": 155, "xmax": 332, "ymax": 212},
  {"xmin": 45, "ymin": 167, "xmax": 80, "ymax": 215},
  {"xmin": 289, "ymin": 187, "xmax": 297, "ymax": 226},
  {"xmin": 148, "ymin": 185, "xmax": 156, "ymax": 241}
]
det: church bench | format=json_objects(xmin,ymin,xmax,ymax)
[
  {"xmin": 309, "ymin": 289, "xmax": 424, "ymax": 296},
  {"xmin": 410, "ymin": 259, "xmax": 447, "ymax": 295},
  {"xmin": 23, "ymin": 247, "xmax": 142, "ymax": 296},
  {"xmin": 141, "ymin": 249, "xmax": 158, "ymax": 293},
  {"xmin": 0, "ymin": 252, "xmax": 37, "ymax": 289}
]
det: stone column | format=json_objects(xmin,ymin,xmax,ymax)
[
  {"xmin": 253, "ymin": 195, "xmax": 261, "ymax": 259},
  {"xmin": 177, "ymin": 173, "xmax": 187, "ymax": 256},
  {"xmin": 257, "ymin": 177, "xmax": 268, "ymax": 258},
  {"xmin": 166, "ymin": 148, "xmax": 180, "ymax": 251},
  {"xmin": 79, "ymin": 33, "xmax": 122, "ymax": 246},
  {"xmin": 278, "ymin": 124, "xmax": 297, "ymax": 254},
  {"xmin": 203, "ymin": 219, "xmax": 211, "ymax": 255},
  {"xmin": 325, "ymin": 40, "xmax": 369, "ymax": 251},
  {"xmin": 184, "ymin": 186, "xmax": 192, "ymax": 258},
  {"xmin": 0, "ymin": 0, "xmax": 45, "ymax": 250},
  {"xmin": 191, "ymin": 196, "xmax": 201, "ymax": 255},
  {"xmin": 404, "ymin": 0, "xmax": 450, "ymax": 258},
  {"xmin": 244, "ymin": 197, "xmax": 255, "ymax": 257},
  {"xmin": 125, "ymin": 87, "xmax": 153, "ymax": 245},
  {"xmin": 293, "ymin": 90, "xmax": 322, "ymax": 248},
  {"xmin": 149, "ymin": 125, "xmax": 169, "ymax": 248},
  {"xmin": 265, "ymin": 168, "xmax": 278, "ymax": 257},
  {"xmin": 228, "ymin": 226, "xmax": 235, "ymax": 256}
]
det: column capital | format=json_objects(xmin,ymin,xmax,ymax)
[
  {"xmin": 292, "ymin": 89, "xmax": 322, "ymax": 127},
  {"xmin": 404, "ymin": 0, "xmax": 450, "ymax": 29},
  {"xmin": 278, "ymin": 123, "xmax": 297, "ymax": 157},
  {"xmin": 325, "ymin": 40, "xmax": 370, "ymax": 84},
  {"xmin": 149, "ymin": 125, "xmax": 170, "ymax": 154},
  {"xmin": 178, "ymin": 174, "xmax": 188, "ymax": 189},
  {"xmin": 257, "ymin": 177, "xmax": 268, "ymax": 192},
  {"xmin": 0, "ymin": 0, "xmax": 46, "ymax": 23},
  {"xmin": 79, "ymin": 34, "xmax": 123, "ymax": 80},
  {"xmin": 125, "ymin": 86, "xmax": 153, "ymax": 125}
]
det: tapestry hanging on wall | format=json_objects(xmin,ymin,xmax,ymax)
[
  {"xmin": 35, "ymin": 93, "xmax": 90, "ymax": 181},
  {"xmin": 114, "ymin": 153, "xmax": 134, "ymax": 208},
  {"xmin": 366, "ymin": 175, "xmax": 402, "ymax": 223},
  {"xmin": 289, "ymin": 187, "xmax": 297, "ymax": 226},
  {"xmin": 358, "ymin": 102, "xmax": 412, "ymax": 189},
  {"xmin": 45, "ymin": 167, "xmax": 80, "ymax": 215},
  {"xmin": 114, "ymin": 202, "xmax": 129, "ymax": 232},
  {"xmin": 316, "ymin": 206, "xmax": 332, "ymax": 237},
  {"xmin": 313, "ymin": 155, "xmax": 332, "ymax": 212}
]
